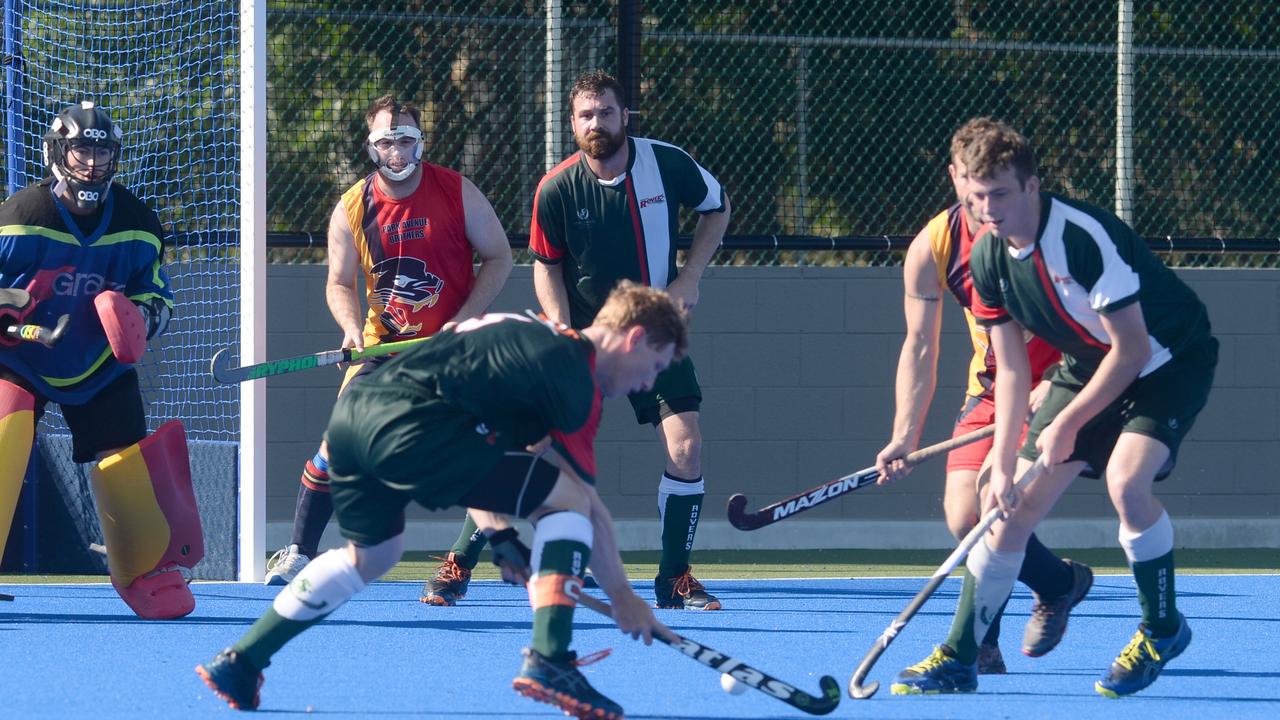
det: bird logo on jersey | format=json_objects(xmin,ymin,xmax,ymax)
[{"xmin": 370, "ymin": 256, "xmax": 444, "ymax": 336}]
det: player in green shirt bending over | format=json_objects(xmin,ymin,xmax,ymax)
[
  {"xmin": 891, "ymin": 118, "xmax": 1215, "ymax": 698},
  {"xmin": 198, "ymin": 281, "xmax": 686, "ymax": 720}
]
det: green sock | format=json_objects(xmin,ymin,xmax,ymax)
[
  {"xmin": 658, "ymin": 491, "xmax": 703, "ymax": 578},
  {"xmin": 531, "ymin": 540, "xmax": 591, "ymax": 661},
  {"xmin": 944, "ymin": 570, "xmax": 980, "ymax": 664},
  {"xmin": 232, "ymin": 607, "xmax": 327, "ymax": 671},
  {"xmin": 1132, "ymin": 550, "xmax": 1179, "ymax": 636},
  {"xmin": 450, "ymin": 514, "xmax": 488, "ymax": 570}
]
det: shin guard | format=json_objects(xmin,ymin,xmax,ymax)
[
  {"xmin": 0, "ymin": 381, "xmax": 36, "ymax": 563},
  {"xmin": 91, "ymin": 421, "xmax": 204, "ymax": 619}
]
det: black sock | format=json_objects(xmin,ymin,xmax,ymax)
[
  {"xmin": 1017, "ymin": 533, "xmax": 1072, "ymax": 598},
  {"xmin": 291, "ymin": 485, "xmax": 333, "ymax": 559},
  {"xmin": 658, "ymin": 474, "xmax": 704, "ymax": 579}
]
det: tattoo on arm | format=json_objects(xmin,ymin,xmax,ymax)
[{"xmin": 906, "ymin": 292, "xmax": 940, "ymax": 302}]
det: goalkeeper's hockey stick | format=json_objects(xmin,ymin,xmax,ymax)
[
  {"xmin": 209, "ymin": 335, "xmax": 431, "ymax": 384},
  {"xmin": 574, "ymin": 591, "xmax": 841, "ymax": 715},
  {"xmin": 847, "ymin": 457, "xmax": 1048, "ymax": 699},
  {"xmin": 726, "ymin": 424, "xmax": 996, "ymax": 530},
  {"xmin": 2, "ymin": 314, "xmax": 70, "ymax": 348}
]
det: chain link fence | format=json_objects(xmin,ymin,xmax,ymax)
[{"xmin": 265, "ymin": 1, "xmax": 1278, "ymax": 268}]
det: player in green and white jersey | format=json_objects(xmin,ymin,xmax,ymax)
[
  {"xmin": 892, "ymin": 118, "xmax": 1215, "ymax": 699},
  {"xmin": 423, "ymin": 70, "xmax": 732, "ymax": 611}
]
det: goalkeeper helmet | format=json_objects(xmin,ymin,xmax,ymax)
[{"xmin": 43, "ymin": 101, "xmax": 122, "ymax": 211}]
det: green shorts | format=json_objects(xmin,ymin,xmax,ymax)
[
  {"xmin": 1022, "ymin": 338, "xmax": 1217, "ymax": 478},
  {"xmin": 628, "ymin": 355, "xmax": 702, "ymax": 425},
  {"xmin": 323, "ymin": 387, "xmax": 558, "ymax": 545}
]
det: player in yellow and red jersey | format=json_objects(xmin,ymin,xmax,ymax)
[{"xmin": 263, "ymin": 94, "xmax": 513, "ymax": 585}]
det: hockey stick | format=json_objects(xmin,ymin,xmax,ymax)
[
  {"xmin": 209, "ymin": 335, "xmax": 431, "ymax": 384},
  {"xmin": 573, "ymin": 591, "xmax": 840, "ymax": 715},
  {"xmin": 2, "ymin": 314, "xmax": 71, "ymax": 348},
  {"xmin": 726, "ymin": 424, "xmax": 996, "ymax": 530},
  {"xmin": 847, "ymin": 457, "xmax": 1049, "ymax": 699}
]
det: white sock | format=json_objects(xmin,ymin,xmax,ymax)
[
  {"xmin": 531, "ymin": 511, "xmax": 594, "ymax": 575},
  {"xmin": 1119, "ymin": 510, "xmax": 1174, "ymax": 564},
  {"xmin": 273, "ymin": 548, "xmax": 366, "ymax": 621},
  {"xmin": 658, "ymin": 473, "xmax": 704, "ymax": 521},
  {"xmin": 966, "ymin": 538, "xmax": 1024, "ymax": 648}
]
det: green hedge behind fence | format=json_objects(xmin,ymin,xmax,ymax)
[{"xmin": 266, "ymin": 1, "xmax": 1280, "ymax": 252}]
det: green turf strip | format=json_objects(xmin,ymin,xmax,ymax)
[{"xmin": 2, "ymin": 547, "xmax": 1274, "ymax": 585}]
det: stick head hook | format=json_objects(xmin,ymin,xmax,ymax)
[
  {"xmin": 848, "ymin": 677, "xmax": 879, "ymax": 700},
  {"xmin": 725, "ymin": 494, "xmax": 761, "ymax": 530}
]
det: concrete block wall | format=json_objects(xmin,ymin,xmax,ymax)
[{"xmin": 264, "ymin": 264, "xmax": 1280, "ymax": 550}]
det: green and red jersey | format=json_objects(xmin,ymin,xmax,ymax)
[
  {"xmin": 970, "ymin": 192, "xmax": 1211, "ymax": 379},
  {"xmin": 357, "ymin": 312, "xmax": 602, "ymax": 485},
  {"xmin": 529, "ymin": 136, "xmax": 725, "ymax": 327}
]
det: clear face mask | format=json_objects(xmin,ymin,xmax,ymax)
[{"xmin": 366, "ymin": 125, "xmax": 424, "ymax": 181}]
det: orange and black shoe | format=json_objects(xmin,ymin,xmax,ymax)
[
  {"xmin": 419, "ymin": 552, "xmax": 473, "ymax": 606},
  {"xmin": 512, "ymin": 647, "xmax": 623, "ymax": 720},
  {"xmin": 655, "ymin": 567, "xmax": 722, "ymax": 610},
  {"xmin": 196, "ymin": 648, "xmax": 265, "ymax": 711}
]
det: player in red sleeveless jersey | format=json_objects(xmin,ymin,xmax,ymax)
[{"xmin": 264, "ymin": 95, "xmax": 513, "ymax": 585}]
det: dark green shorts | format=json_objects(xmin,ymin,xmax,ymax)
[
  {"xmin": 324, "ymin": 387, "xmax": 560, "ymax": 545},
  {"xmin": 628, "ymin": 355, "xmax": 702, "ymax": 425},
  {"xmin": 1022, "ymin": 338, "xmax": 1217, "ymax": 478}
]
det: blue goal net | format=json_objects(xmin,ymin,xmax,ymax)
[{"xmin": 2, "ymin": 0, "xmax": 240, "ymax": 577}]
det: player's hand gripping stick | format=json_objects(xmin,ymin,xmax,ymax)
[
  {"xmin": 489, "ymin": 527, "xmax": 533, "ymax": 586},
  {"xmin": 209, "ymin": 335, "xmax": 433, "ymax": 383}
]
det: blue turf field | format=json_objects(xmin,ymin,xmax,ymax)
[{"xmin": 2, "ymin": 575, "xmax": 1278, "ymax": 719}]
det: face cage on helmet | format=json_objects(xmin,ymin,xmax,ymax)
[
  {"xmin": 366, "ymin": 125, "xmax": 424, "ymax": 181},
  {"xmin": 47, "ymin": 138, "xmax": 121, "ymax": 210}
]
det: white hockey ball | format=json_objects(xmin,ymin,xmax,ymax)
[{"xmin": 720, "ymin": 673, "xmax": 748, "ymax": 695}]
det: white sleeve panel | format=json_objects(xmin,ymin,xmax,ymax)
[{"xmin": 1057, "ymin": 203, "xmax": 1141, "ymax": 311}]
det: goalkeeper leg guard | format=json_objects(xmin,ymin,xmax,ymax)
[
  {"xmin": 91, "ymin": 420, "xmax": 204, "ymax": 619},
  {"xmin": 0, "ymin": 381, "xmax": 36, "ymax": 563}
]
